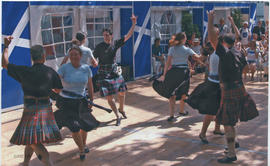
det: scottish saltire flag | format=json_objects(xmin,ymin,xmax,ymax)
[
  {"xmin": 2, "ymin": 2, "xmax": 31, "ymax": 109},
  {"xmin": 133, "ymin": 1, "xmax": 151, "ymax": 78},
  {"xmin": 249, "ymin": 3, "xmax": 257, "ymax": 32}
]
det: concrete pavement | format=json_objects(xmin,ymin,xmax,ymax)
[{"xmin": 1, "ymin": 74, "xmax": 268, "ymax": 166}]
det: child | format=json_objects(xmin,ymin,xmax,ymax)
[{"xmin": 243, "ymin": 41, "xmax": 259, "ymax": 81}]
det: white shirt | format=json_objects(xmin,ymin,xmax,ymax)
[
  {"xmin": 246, "ymin": 48, "xmax": 258, "ymax": 61},
  {"xmin": 240, "ymin": 27, "xmax": 250, "ymax": 45},
  {"xmin": 79, "ymin": 45, "xmax": 94, "ymax": 65},
  {"xmin": 208, "ymin": 52, "xmax": 219, "ymax": 83}
]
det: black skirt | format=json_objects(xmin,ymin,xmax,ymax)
[
  {"xmin": 185, "ymin": 80, "xmax": 221, "ymax": 115},
  {"xmin": 54, "ymin": 96, "xmax": 100, "ymax": 132},
  {"xmin": 152, "ymin": 67, "xmax": 190, "ymax": 100}
]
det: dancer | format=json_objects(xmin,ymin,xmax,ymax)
[
  {"xmin": 153, "ymin": 32, "xmax": 204, "ymax": 122},
  {"xmin": 208, "ymin": 10, "xmax": 258, "ymax": 163},
  {"xmin": 2, "ymin": 36, "xmax": 62, "ymax": 166},
  {"xmin": 61, "ymin": 32, "xmax": 98, "ymax": 67},
  {"xmin": 185, "ymin": 41, "xmax": 224, "ymax": 144},
  {"xmin": 54, "ymin": 46, "xmax": 100, "ymax": 160},
  {"xmin": 93, "ymin": 14, "xmax": 137, "ymax": 126}
]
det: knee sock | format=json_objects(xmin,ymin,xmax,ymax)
[{"xmin": 225, "ymin": 127, "xmax": 236, "ymax": 158}]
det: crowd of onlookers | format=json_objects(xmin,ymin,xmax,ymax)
[{"xmin": 152, "ymin": 18, "xmax": 269, "ymax": 82}]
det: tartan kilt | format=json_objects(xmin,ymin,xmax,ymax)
[
  {"xmin": 98, "ymin": 75, "xmax": 127, "ymax": 97},
  {"xmin": 186, "ymin": 80, "xmax": 221, "ymax": 115},
  {"xmin": 97, "ymin": 64, "xmax": 127, "ymax": 97},
  {"xmin": 10, "ymin": 104, "xmax": 62, "ymax": 145},
  {"xmin": 152, "ymin": 67, "xmax": 190, "ymax": 100},
  {"xmin": 216, "ymin": 85, "xmax": 259, "ymax": 126}
]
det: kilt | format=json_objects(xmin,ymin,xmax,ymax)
[
  {"xmin": 97, "ymin": 64, "xmax": 127, "ymax": 97},
  {"xmin": 152, "ymin": 67, "xmax": 190, "ymax": 100},
  {"xmin": 54, "ymin": 96, "xmax": 100, "ymax": 132},
  {"xmin": 216, "ymin": 84, "xmax": 258, "ymax": 126},
  {"xmin": 186, "ymin": 80, "xmax": 221, "ymax": 115},
  {"xmin": 10, "ymin": 104, "xmax": 62, "ymax": 145}
]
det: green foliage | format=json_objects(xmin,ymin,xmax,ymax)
[
  {"xmin": 231, "ymin": 9, "xmax": 242, "ymax": 29},
  {"xmin": 181, "ymin": 11, "xmax": 201, "ymax": 40}
]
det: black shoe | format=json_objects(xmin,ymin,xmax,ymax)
[
  {"xmin": 199, "ymin": 134, "xmax": 209, "ymax": 144},
  {"xmin": 116, "ymin": 118, "xmax": 121, "ymax": 126},
  {"xmin": 84, "ymin": 147, "xmax": 90, "ymax": 153},
  {"xmin": 79, "ymin": 152, "xmax": 86, "ymax": 161},
  {"xmin": 167, "ymin": 116, "xmax": 175, "ymax": 122},
  {"xmin": 213, "ymin": 131, "xmax": 225, "ymax": 136},
  {"xmin": 179, "ymin": 111, "xmax": 188, "ymax": 116},
  {"xmin": 119, "ymin": 110, "xmax": 127, "ymax": 119},
  {"xmin": 217, "ymin": 156, "xmax": 237, "ymax": 163}
]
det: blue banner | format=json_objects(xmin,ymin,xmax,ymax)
[
  {"xmin": 134, "ymin": 2, "xmax": 151, "ymax": 78},
  {"xmin": 249, "ymin": 3, "xmax": 257, "ymax": 32},
  {"xmin": 2, "ymin": 2, "xmax": 31, "ymax": 109}
]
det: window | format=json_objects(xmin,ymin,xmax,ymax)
[
  {"xmin": 85, "ymin": 8, "xmax": 113, "ymax": 50},
  {"xmin": 41, "ymin": 12, "xmax": 74, "ymax": 60},
  {"xmin": 160, "ymin": 11, "xmax": 176, "ymax": 54}
]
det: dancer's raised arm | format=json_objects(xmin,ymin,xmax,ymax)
[
  {"xmin": 2, "ymin": 36, "xmax": 13, "ymax": 69},
  {"xmin": 124, "ymin": 14, "xmax": 137, "ymax": 42},
  {"xmin": 228, "ymin": 16, "xmax": 240, "ymax": 39},
  {"xmin": 208, "ymin": 10, "xmax": 218, "ymax": 49}
]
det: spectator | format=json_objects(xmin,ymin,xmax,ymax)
[
  {"xmin": 218, "ymin": 18, "xmax": 230, "ymax": 36},
  {"xmin": 252, "ymin": 19, "xmax": 265, "ymax": 40},
  {"xmin": 191, "ymin": 38, "xmax": 202, "ymax": 55},
  {"xmin": 239, "ymin": 21, "xmax": 251, "ymax": 48},
  {"xmin": 152, "ymin": 38, "xmax": 165, "ymax": 75}
]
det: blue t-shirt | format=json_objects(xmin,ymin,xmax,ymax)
[
  {"xmin": 58, "ymin": 63, "xmax": 92, "ymax": 98},
  {"xmin": 168, "ymin": 45, "xmax": 196, "ymax": 65}
]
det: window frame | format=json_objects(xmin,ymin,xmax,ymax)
[
  {"xmin": 159, "ymin": 10, "xmax": 177, "ymax": 54},
  {"xmin": 41, "ymin": 11, "xmax": 75, "ymax": 59},
  {"xmin": 85, "ymin": 8, "xmax": 113, "ymax": 50}
]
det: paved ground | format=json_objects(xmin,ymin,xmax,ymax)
[{"xmin": 1, "ymin": 74, "xmax": 268, "ymax": 166}]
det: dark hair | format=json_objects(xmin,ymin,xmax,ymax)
[
  {"xmin": 206, "ymin": 42, "xmax": 214, "ymax": 51},
  {"xmin": 175, "ymin": 32, "xmax": 186, "ymax": 44},
  {"xmin": 214, "ymin": 24, "xmax": 219, "ymax": 28},
  {"xmin": 154, "ymin": 38, "xmax": 160, "ymax": 44},
  {"xmin": 76, "ymin": 32, "xmax": 86, "ymax": 42},
  {"xmin": 223, "ymin": 35, "xmax": 235, "ymax": 46},
  {"xmin": 102, "ymin": 28, "xmax": 113, "ymax": 35},
  {"xmin": 236, "ymin": 36, "xmax": 242, "ymax": 41},
  {"xmin": 30, "ymin": 45, "xmax": 44, "ymax": 61},
  {"xmin": 68, "ymin": 45, "xmax": 82, "ymax": 56}
]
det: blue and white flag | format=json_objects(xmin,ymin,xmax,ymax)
[
  {"xmin": 249, "ymin": 3, "xmax": 257, "ymax": 32},
  {"xmin": 2, "ymin": 2, "xmax": 31, "ymax": 109}
]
